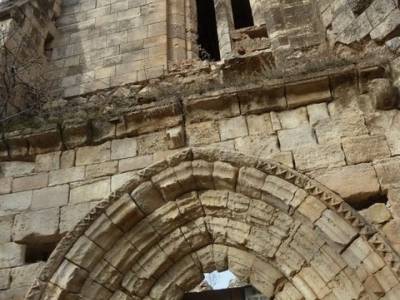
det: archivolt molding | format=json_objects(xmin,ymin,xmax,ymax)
[{"xmin": 25, "ymin": 148, "xmax": 400, "ymax": 300}]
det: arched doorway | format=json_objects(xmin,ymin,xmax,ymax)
[{"xmin": 25, "ymin": 148, "xmax": 400, "ymax": 300}]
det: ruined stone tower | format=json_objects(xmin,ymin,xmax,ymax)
[{"xmin": 1, "ymin": 0, "xmax": 400, "ymax": 299}]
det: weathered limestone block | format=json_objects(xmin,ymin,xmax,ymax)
[
  {"xmin": 250, "ymin": 258, "xmax": 283, "ymax": 298},
  {"xmin": 383, "ymin": 220, "xmax": 400, "ymax": 253},
  {"xmin": 0, "ymin": 215, "xmax": 13, "ymax": 242},
  {"xmin": 12, "ymin": 173, "xmax": 49, "ymax": 193},
  {"xmin": 27, "ymin": 129, "xmax": 62, "ymax": 155},
  {"xmin": 104, "ymin": 236, "xmax": 139, "ymax": 274},
  {"xmin": 294, "ymin": 143, "xmax": 345, "ymax": 171},
  {"xmin": 316, "ymin": 210, "xmax": 358, "ymax": 247},
  {"xmin": 315, "ymin": 113, "xmax": 368, "ymax": 143},
  {"xmin": 370, "ymin": 9, "xmax": 400, "ymax": 41},
  {"xmin": 61, "ymin": 150, "xmax": 75, "ymax": 169},
  {"xmin": 187, "ymin": 121, "xmax": 220, "ymax": 146},
  {"xmin": 278, "ymin": 107, "xmax": 308, "ymax": 129},
  {"xmin": 192, "ymin": 160, "xmax": 214, "ymax": 190},
  {"xmin": 10, "ymin": 262, "xmax": 44, "ymax": 288},
  {"xmin": 49, "ymin": 166, "xmax": 85, "ymax": 186},
  {"xmin": 13, "ymin": 208, "xmax": 60, "ymax": 243},
  {"xmin": 275, "ymin": 282, "xmax": 303, "ymax": 300},
  {"xmin": 297, "ymin": 267, "xmax": 330, "ymax": 299},
  {"xmin": 86, "ymin": 161, "xmax": 118, "ymax": 178},
  {"xmin": 35, "ymin": 151, "xmax": 61, "ymax": 172},
  {"xmin": 119, "ymin": 155, "xmax": 153, "ymax": 173},
  {"xmin": 374, "ymin": 157, "xmax": 400, "ymax": 190},
  {"xmin": 328, "ymin": 268, "xmax": 363, "ymax": 300},
  {"xmin": 66, "ymin": 235, "xmax": 104, "ymax": 271},
  {"xmin": 342, "ymin": 237, "xmax": 373, "ymax": 269},
  {"xmin": 360, "ymin": 203, "xmax": 391, "ymax": 224},
  {"xmin": 50, "ymin": 260, "xmax": 89, "ymax": 293},
  {"xmin": 297, "ymin": 195, "xmax": 327, "ymax": 223},
  {"xmin": 261, "ymin": 175, "xmax": 299, "ymax": 211},
  {"xmin": 237, "ymin": 167, "xmax": 266, "ymax": 199},
  {"xmin": 269, "ymin": 151, "xmax": 294, "ymax": 168},
  {"xmin": 80, "ymin": 279, "xmax": 113, "ymax": 299},
  {"xmin": 0, "ymin": 177, "xmax": 12, "ymax": 195},
  {"xmin": 342, "ymin": 135, "xmax": 391, "ymax": 164},
  {"xmin": 76, "ymin": 142, "xmax": 111, "ymax": 166},
  {"xmin": 183, "ymin": 92, "xmax": 240, "ymax": 123},
  {"xmin": 0, "ymin": 268, "xmax": 10, "ymax": 290},
  {"xmin": 387, "ymin": 188, "xmax": 400, "ymax": 219},
  {"xmin": 152, "ymin": 167, "xmax": 182, "ymax": 201},
  {"xmin": 278, "ymin": 125, "xmax": 316, "ymax": 151},
  {"xmin": 363, "ymin": 275, "xmax": 385, "ymax": 298},
  {"xmin": 32, "ymin": 184, "xmax": 69, "ymax": 210},
  {"xmin": 375, "ymin": 266, "xmax": 399, "ymax": 293},
  {"xmin": 291, "ymin": 273, "xmax": 318, "ymax": 300},
  {"xmin": 247, "ymin": 226, "xmax": 282, "ymax": 258},
  {"xmin": 0, "ymin": 242, "xmax": 25, "ymax": 268},
  {"xmin": 111, "ymin": 138, "xmax": 137, "ymax": 160},
  {"xmin": 111, "ymin": 171, "xmax": 136, "ymax": 191},
  {"xmin": 137, "ymin": 131, "xmax": 170, "ymax": 155},
  {"xmin": 286, "ymin": 78, "xmax": 331, "ymax": 109},
  {"xmin": 368, "ymin": 79, "xmax": 397, "ymax": 109},
  {"xmin": 0, "ymin": 191, "xmax": 32, "ymax": 216},
  {"xmin": 246, "ymin": 113, "xmax": 273, "ymax": 136},
  {"xmin": 307, "ymin": 103, "xmax": 330, "ymax": 126},
  {"xmin": 213, "ymin": 161, "xmax": 238, "ymax": 191},
  {"xmin": 290, "ymin": 225, "xmax": 326, "ymax": 262},
  {"xmin": 0, "ymin": 161, "xmax": 34, "ymax": 177},
  {"xmin": 131, "ymin": 181, "xmax": 165, "ymax": 214},
  {"xmin": 91, "ymin": 120, "xmax": 116, "ymax": 144},
  {"xmin": 166, "ymin": 126, "xmax": 185, "ymax": 149},
  {"xmin": 235, "ymin": 135, "xmax": 279, "ymax": 159},
  {"xmin": 60, "ymin": 201, "xmax": 99, "ymax": 234},
  {"xmin": 311, "ymin": 164, "xmax": 380, "ymax": 204},
  {"xmin": 219, "ymin": 116, "xmax": 248, "ymax": 141},
  {"xmin": 85, "ymin": 213, "xmax": 124, "ymax": 250},
  {"xmin": 62, "ymin": 121, "xmax": 90, "ymax": 149},
  {"xmin": 310, "ymin": 244, "xmax": 346, "ymax": 283},
  {"xmin": 239, "ymin": 87, "xmax": 286, "ymax": 114},
  {"xmin": 70, "ymin": 178, "xmax": 111, "ymax": 204},
  {"xmin": 106, "ymin": 193, "xmax": 144, "ymax": 232}
]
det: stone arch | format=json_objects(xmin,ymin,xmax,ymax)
[{"xmin": 25, "ymin": 148, "xmax": 400, "ymax": 300}]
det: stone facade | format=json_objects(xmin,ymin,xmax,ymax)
[{"xmin": 0, "ymin": 0, "xmax": 400, "ymax": 299}]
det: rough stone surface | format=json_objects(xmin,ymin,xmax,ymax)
[
  {"xmin": 311, "ymin": 164, "xmax": 380, "ymax": 204},
  {"xmin": 342, "ymin": 135, "xmax": 391, "ymax": 164},
  {"xmin": 70, "ymin": 179, "xmax": 111, "ymax": 204},
  {"xmin": 0, "ymin": 243, "xmax": 25, "ymax": 268},
  {"xmin": 12, "ymin": 208, "xmax": 60, "ymax": 243},
  {"xmin": 32, "ymin": 185, "xmax": 69, "ymax": 210}
]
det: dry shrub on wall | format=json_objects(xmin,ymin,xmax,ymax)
[{"xmin": 0, "ymin": 17, "xmax": 54, "ymax": 132}]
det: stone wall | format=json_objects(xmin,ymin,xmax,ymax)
[
  {"xmin": 1, "ymin": 57, "xmax": 400, "ymax": 298},
  {"xmin": 319, "ymin": 0, "xmax": 400, "ymax": 46},
  {"xmin": 0, "ymin": 0, "xmax": 400, "ymax": 299}
]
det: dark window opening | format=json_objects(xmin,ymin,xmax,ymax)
[
  {"xmin": 44, "ymin": 33, "xmax": 54, "ymax": 60},
  {"xmin": 196, "ymin": 0, "xmax": 220, "ymax": 61},
  {"xmin": 349, "ymin": 193, "xmax": 388, "ymax": 211},
  {"xmin": 231, "ymin": 0, "xmax": 254, "ymax": 29},
  {"xmin": 25, "ymin": 242, "xmax": 58, "ymax": 263}
]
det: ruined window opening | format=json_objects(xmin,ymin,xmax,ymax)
[
  {"xmin": 350, "ymin": 193, "xmax": 388, "ymax": 211},
  {"xmin": 195, "ymin": 0, "xmax": 221, "ymax": 61},
  {"xmin": 44, "ymin": 33, "xmax": 54, "ymax": 60},
  {"xmin": 231, "ymin": 0, "xmax": 254, "ymax": 29},
  {"xmin": 25, "ymin": 242, "xmax": 58, "ymax": 263}
]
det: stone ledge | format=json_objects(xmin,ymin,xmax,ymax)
[{"xmin": 0, "ymin": 63, "xmax": 391, "ymax": 163}]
